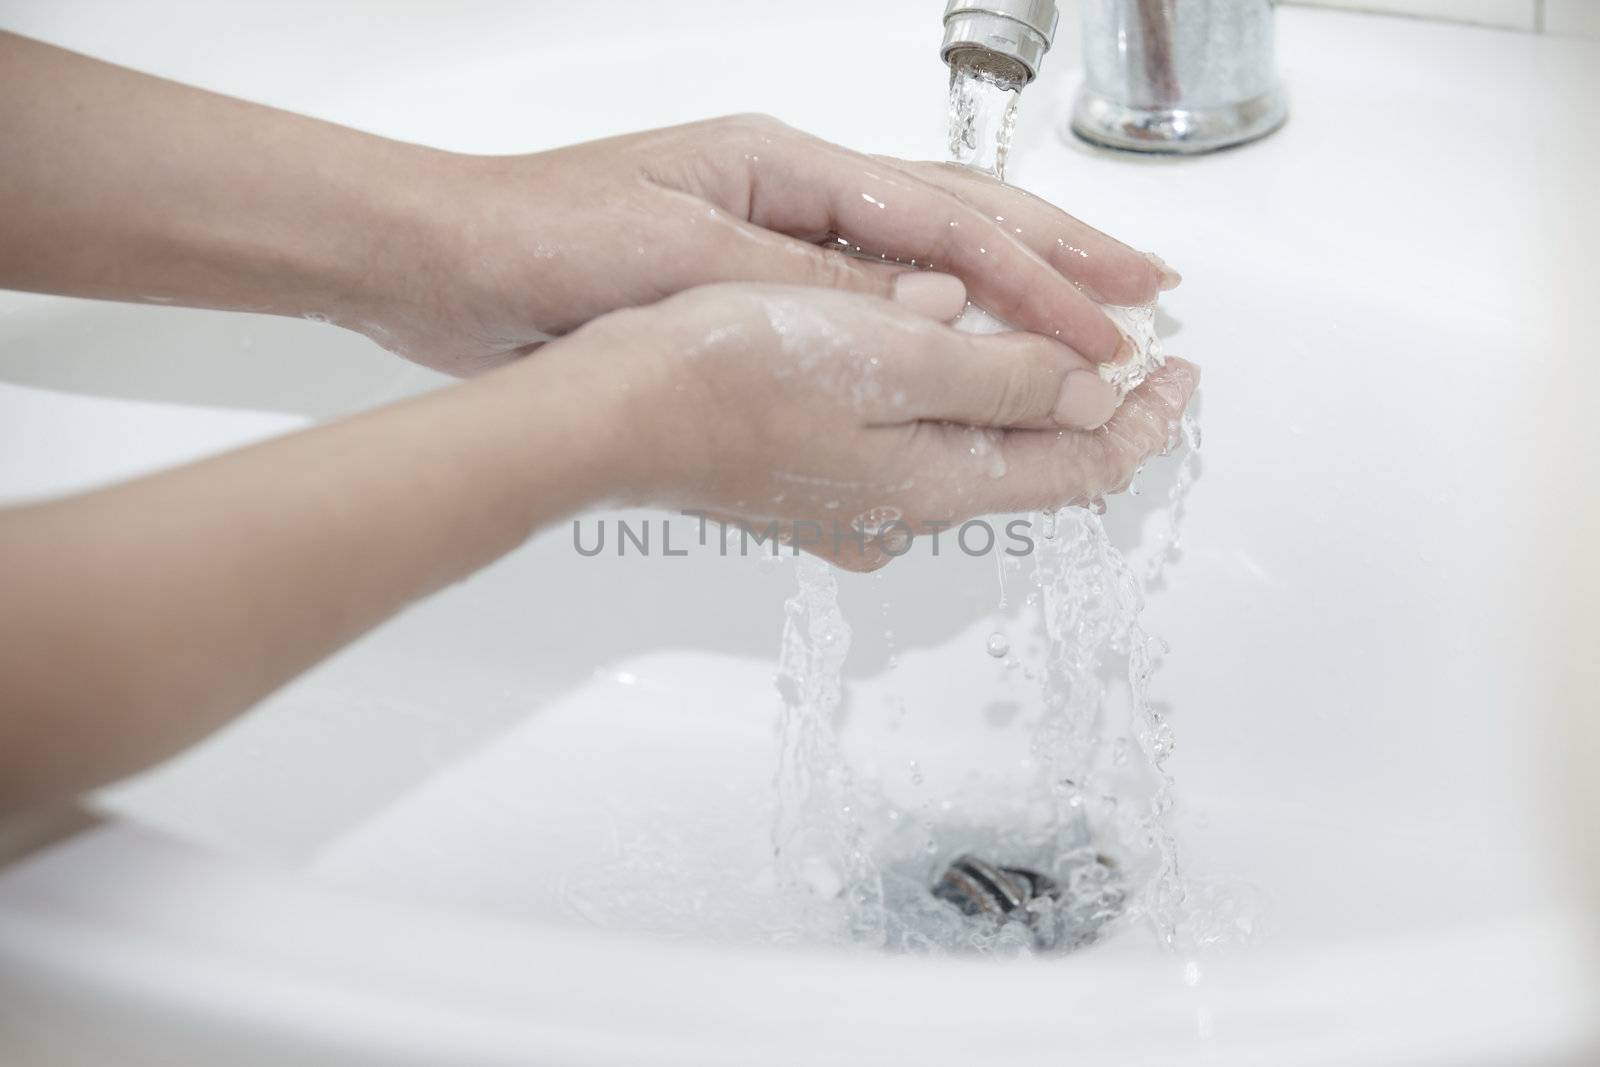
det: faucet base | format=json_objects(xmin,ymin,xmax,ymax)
[{"xmin": 1069, "ymin": 86, "xmax": 1287, "ymax": 155}]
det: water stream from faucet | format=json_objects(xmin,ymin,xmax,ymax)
[
  {"xmin": 770, "ymin": 58, "xmax": 1217, "ymax": 955},
  {"xmin": 946, "ymin": 52, "xmax": 1023, "ymax": 180}
]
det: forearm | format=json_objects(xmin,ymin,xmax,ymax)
[
  {"xmin": 0, "ymin": 31, "xmax": 443, "ymax": 325},
  {"xmin": 0, "ymin": 338, "xmax": 627, "ymax": 811}
]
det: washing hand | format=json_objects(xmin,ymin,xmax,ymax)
[
  {"xmin": 542, "ymin": 282, "xmax": 1199, "ymax": 570},
  {"xmin": 0, "ymin": 32, "xmax": 1199, "ymax": 807},
  {"xmin": 0, "ymin": 34, "xmax": 1177, "ymax": 379},
  {"xmin": 0, "ymin": 275, "xmax": 1197, "ymax": 805},
  {"xmin": 377, "ymin": 115, "xmax": 1180, "ymax": 375}
]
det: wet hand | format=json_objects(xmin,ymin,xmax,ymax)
[
  {"xmin": 375, "ymin": 115, "xmax": 1180, "ymax": 376},
  {"xmin": 541, "ymin": 282, "xmax": 1198, "ymax": 571}
]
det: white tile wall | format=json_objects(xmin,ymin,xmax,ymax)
[
  {"xmin": 1284, "ymin": 0, "xmax": 1536, "ymax": 30},
  {"xmin": 1542, "ymin": 0, "xmax": 1600, "ymax": 36},
  {"xmin": 1283, "ymin": 0, "xmax": 1600, "ymax": 36}
]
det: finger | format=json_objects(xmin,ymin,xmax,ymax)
[
  {"xmin": 882, "ymin": 328, "xmax": 1117, "ymax": 431},
  {"xmin": 737, "ymin": 127, "xmax": 1131, "ymax": 363},
  {"xmin": 883, "ymin": 160, "xmax": 1178, "ymax": 306},
  {"xmin": 655, "ymin": 183, "xmax": 892, "ymax": 297},
  {"xmin": 897, "ymin": 271, "xmax": 968, "ymax": 321},
  {"xmin": 845, "ymin": 260, "xmax": 968, "ymax": 321},
  {"xmin": 656, "ymin": 186, "xmax": 968, "ymax": 322},
  {"xmin": 990, "ymin": 358, "xmax": 1200, "ymax": 512},
  {"xmin": 1091, "ymin": 357, "xmax": 1200, "ymax": 490}
]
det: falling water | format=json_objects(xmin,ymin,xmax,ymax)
[
  {"xmin": 772, "ymin": 556, "xmax": 885, "ymax": 943},
  {"xmin": 946, "ymin": 52, "xmax": 1022, "ymax": 180},
  {"xmin": 1030, "ymin": 504, "xmax": 1187, "ymax": 943},
  {"xmin": 770, "ymin": 55, "xmax": 1217, "ymax": 955}
]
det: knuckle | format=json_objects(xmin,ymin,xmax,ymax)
[
  {"xmin": 981, "ymin": 267, "xmax": 1043, "ymax": 328},
  {"xmin": 815, "ymin": 249, "xmax": 864, "ymax": 289},
  {"xmin": 1045, "ymin": 234, "xmax": 1085, "ymax": 274},
  {"xmin": 1028, "ymin": 348, "xmax": 1066, "ymax": 414},
  {"xmin": 1092, "ymin": 414, "xmax": 1162, "ymax": 493},
  {"xmin": 813, "ymin": 249, "xmax": 888, "ymax": 297},
  {"xmin": 1102, "ymin": 258, "xmax": 1163, "ymax": 306},
  {"xmin": 1103, "ymin": 442, "xmax": 1144, "ymax": 493},
  {"xmin": 984, "ymin": 370, "xmax": 1024, "ymax": 426},
  {"xmin": 929, "ymin": 215, "xmax": 966, "ymax": 272},
  {"xmin": 717, "ymin": 113, "xmax": 788, "ymax": 142},
  {"xmin": 992, "ymin": 351, "xmax": 1057, "ymax": 425},
  {"xmin": 1141, "ymin": 258, "xmax": 1166, "ymax": 297}
]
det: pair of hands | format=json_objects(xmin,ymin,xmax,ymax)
[
  {"xmin": 364, "ymin": 115, "xmax": 1197, "ymax": 568},
  {"xmin": 0, "ymin": 38, "xmax": 1202, "ymax": 807}
]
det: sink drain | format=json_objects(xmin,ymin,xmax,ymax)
[{"xmin": 931, "ymin": 852, "xmax": 1123, "ymax": 951}]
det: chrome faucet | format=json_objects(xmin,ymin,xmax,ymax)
[
  {"xmin": 1071, "ymin": 0, "xmax": 1287, "ymax": 153},
  {"xmin": 940, "ymin": 0, "xmax": 1287, "ymax": 155},
  {"xmin": 941, "ymin": 0, "xmax": 1059, "ymax": 88}
]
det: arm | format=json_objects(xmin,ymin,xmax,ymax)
[
  {"xmin": 0, "ymin": 31, "xmax": 1177, "ymax": 381},
  {"xmin": 0, "ymin": 334, "xmax": 614, "ymax": 811},
  {"xmin": 0, "ymin": 30, "xmax": 437, "ymax": 330},
  {"xmin": 0, "ymin": 283, "xmax": 1197, "ymax": 813}
]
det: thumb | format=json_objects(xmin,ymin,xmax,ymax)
[
  {"xmin": 899, "ymin": 330, "xmax": 1120, "ymax": 432},
  {"xmin": 692, "ymin": 216, "xmax": 966, "ymax": 321}
]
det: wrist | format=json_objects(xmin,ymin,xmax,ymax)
[
  {"xmin": 458, "ymin": 321, "xmax": 665, "ymax": 531},
  {"xmin": 315, "ymin": 139, "xmax": 465, "ymax": 337},
  {"xmin": 337, "ymin": 147, "xmax": 563, "ymax": 375}
]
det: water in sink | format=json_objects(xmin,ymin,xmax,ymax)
[{"xmin": 771, "ymin": 489, "xmax": 1212, "ymax": 956}]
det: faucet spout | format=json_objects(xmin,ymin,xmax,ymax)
[{"xmin": 940, "ymin": 0, "xmax": 1059, "ymax": 87}]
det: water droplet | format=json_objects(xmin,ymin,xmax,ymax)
[{"xmin": 986, "ymin": 632, "xmax": 1010, "ymax": 658}]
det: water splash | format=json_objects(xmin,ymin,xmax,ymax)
[
  {"xmin": 1101, "ymin": 302, "xmax": 1168, "ymax": 398},
  {"xmin": 1146, "ymin": 412, "xmax": 1202, "ymax": 588},
  {"xmin": 765, "ymin": 55, "xmax": 1223, "ymax": 957},
  {"xmin": 1032, "ymin": 506, "xmax": 1186, "ymax": 943},
  {"xmin": 773, "ymin": 556, "xmax": 884, "ymax": 943}
]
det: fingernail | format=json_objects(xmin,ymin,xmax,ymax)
[
  {"xmin": 1111, "ymin": 332, "xmax": 1137, "ymax": 366},
  {"xmin": 891, "ymin": 271, "xmax": 967, "ymax": 322},
  {"xmin": 1054, "ymin": 369, "xmax": 1120, "ymax": 430},
  {"xmin": 1145, "ymin": 252, "xmax": 1182, "ymax": 291}
]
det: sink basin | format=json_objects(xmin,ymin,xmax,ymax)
[{"xmin": 0, "ymin": 1, "xmax": 1596, "ymax": 1063}]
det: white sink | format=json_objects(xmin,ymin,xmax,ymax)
[{"xmin": 1, "ymin": 2, "xmax": 1596, "ymax": 1063}]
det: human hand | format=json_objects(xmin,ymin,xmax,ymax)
[
  {"xmin": 375, "ymin": 115, "xmax": 1180, "ymax": 375},
  {"xmin": 539, "ymin": 281, "xmax": 1198, "ymax": 571},
  {"xmin": 0, "ymin": 39, "xmax": 1177, "ymax": 381}
]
